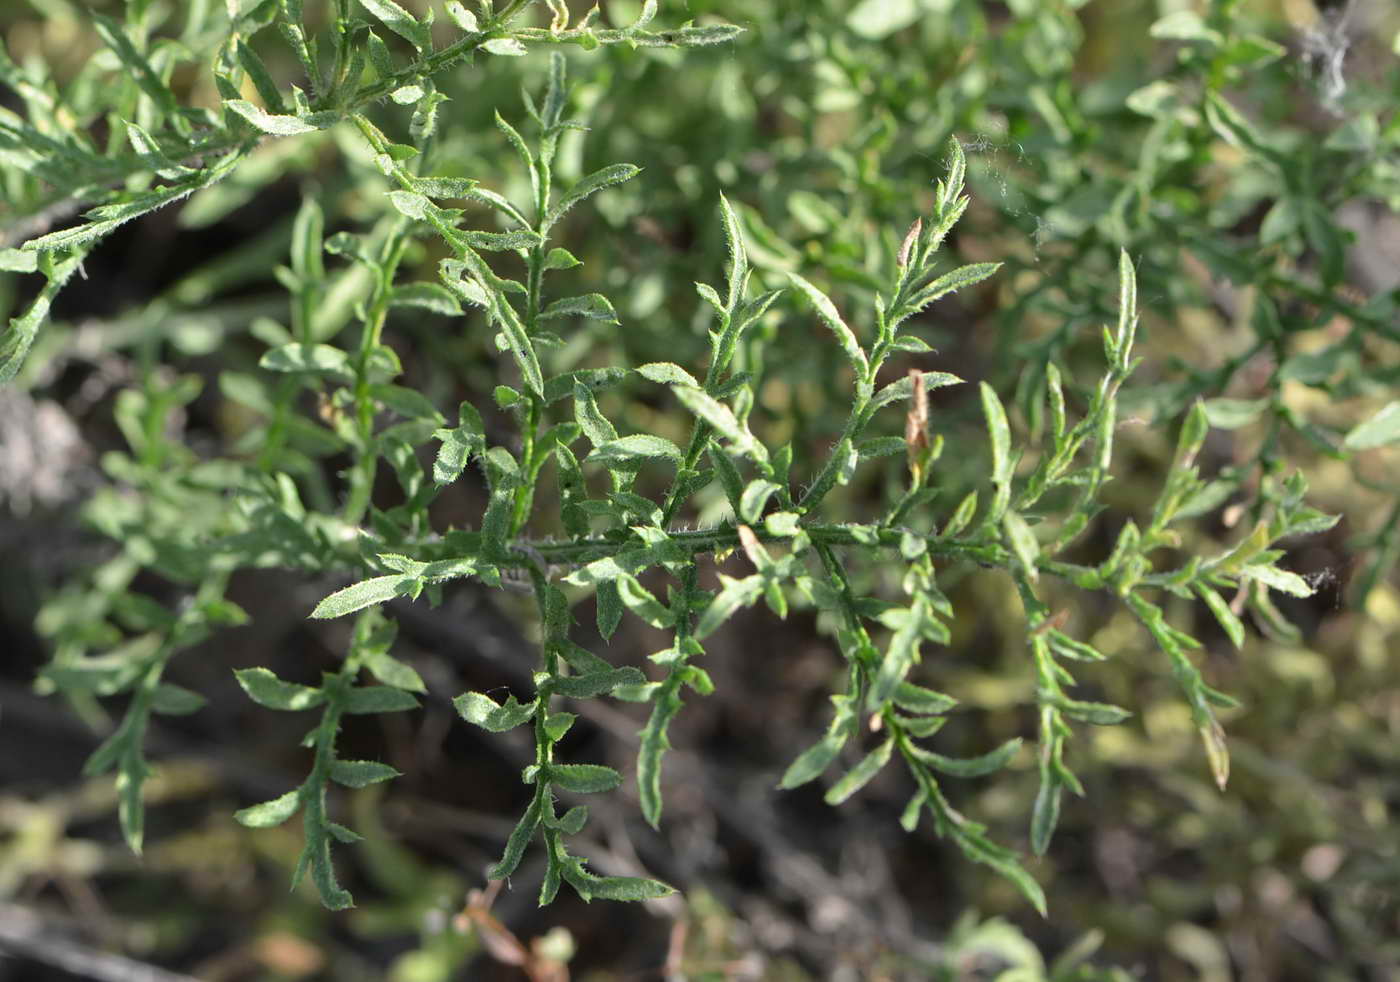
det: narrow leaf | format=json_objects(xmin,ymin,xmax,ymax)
[
  {"xmin": 310, "ymin": 575, "xmax": 416, "ymax": 619},
  {"xmin": 234, "ymin": 668, "xmax": 324, "ymax": 711},
  {"xmin": 824, "ymin": 737, "xmax": 894, "ymax": 805},
  {"xmin": 329, "ymin": 759, "xmax": 401, "ymax": 788},
  {"xmin": 787, "ymin": 272, "xmax": 868, "ymax": 377}
]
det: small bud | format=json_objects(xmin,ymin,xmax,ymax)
[
  {"xmin": 1031, "ymin": 608, "xmax": 1070, "ymax": 636},
  {"xmin": 905, "ymin": 368, "xmax": 929, "ymax": 485},
  {"xmin": 897, "ymin": 217, "xmax": 922, "ymax": 268},
  {"xmin": 868, "ymin": 712, "xmax": 883, "ymax": 733}
]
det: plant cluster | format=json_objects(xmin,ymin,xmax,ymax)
[{"xmin": 4, "ymin": 1, "xmax": 1397, "ymax": 953}]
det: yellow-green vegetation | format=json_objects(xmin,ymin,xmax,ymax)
[{"xmin": 2, "ymin": 0, "xmax": 1398, "ymax": 978}]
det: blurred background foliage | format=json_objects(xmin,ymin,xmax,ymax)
[{"xmin": 3, "ymin": 0, "xmax": 1400, "ymax": 979}]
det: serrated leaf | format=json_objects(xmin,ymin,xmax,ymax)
[
  {"xmin": 586, "ymin": 434, "xmax": 682, "ymax": 468},
  {"xmin": 433, "ymin": 401, "xmax": 485, "ymax": 485},
  {"xmin": 548, "ymin": 763, "xmax": 622, "ymax": 794},
  {"xmin": 718, "ymin": 192, "xmax": 749, "ymax": 310},
  {"xmin": 546, "ymin": 164, "xmax": 640, "ymax": 228},
  {"xmin": 637, "ymin": 362, "xmax": 700, "ymax": 388},
  {"xmin": 329, "ymin": 759, "xmax": 401, "ymax": 788},
  {"xmin": 898, "ymin": 262, "xmax": 1000, "ymax": 322},
  {"xmin": 225, "ymin": 99, "xmax": 332, "ymax": 134},
  {"xmin": 675, "ymin": 385, "xmax": 764, "ymax": 461},
  {"xmin": 569, "ymin": 872, "xmax": 674, "ymax": 902},
  {"xmin": 454, "ymin": 692, "xmax": 539, "ymax": 731},
  {"xmin": 551, "ymin": 666, "xmax": 646, "ymax": 699},
  {"xmin": 234, "ymin": 788, "xmax": 303, "ymax": 828},
  {"xmin": 787, "ymin": 272, "xmax": 867, "ymax": 377},
  {"xmin": 311, "ymin": 575, "xmax": 416, "ymax": 618},
  {"xmin": 359, "ymin": 0, "xmax": 432, "ymax": 51},
  {"xmin": 539, "ymin": 293, "xmax": 618, "ymax": 322}
]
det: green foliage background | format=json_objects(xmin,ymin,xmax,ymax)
[{"xmin": 2, "ymin": 0, "xmax": 1399, "ymax": 978}]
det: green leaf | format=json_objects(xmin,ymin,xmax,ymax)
[
  {"xmin": 391, "ymin": 282, "xmax": 463, "ymax": 315},
  {"xmin": 358, "ymin": 0, "xmax": 432, "ymax": 51},
  {"xmin": 912, "ymin": 737, "xmax": 1023, "ymax": 777},
  {"xmin": 462, "ymin": 229, "xmax": 541, "ymax": 251},
  {"xmin": 488, "ymin": 793, "xmax": 543, "ymax": 880},
  {"xmin": 638, "ymin": 674, "xmax": 684, "ymax": 827},
  {"xmin": 1344, "ymin": 402, "xmax": 1400, "ymax": 450},
  {"xmin": 615, "ymin": 575, "xmax": 674, "ymax": 629},
  {"xmin": 787, "ymin": 272, "xmax": 868, "ymax": 377},
  {"xmin": 433, "ymin": 401, "xmax": 485, "ymax": 485},
  {"xmin": 1052, "ymin": 697, "xmax": 1133, "ymax": 726},
  {"xmin": 234, "ymin": 668, "xmax": 325, "ymax": 711},
  {"xmin": 234, "ymin": 788, "xmax": 303, "ymax": 828},
  {"xmin": 980, "ymin": 382, "xmax": 1012, "ymax": 486},
  {"xmin": 892, "ymin": 682, "xmax": 957, "ymax": 715},
  {"xmin": 236, "ymin": 40, "xmax": 286, "ymax": 113},
  {"xmin": 718, "ymin": 192, "xmax": 749, "ymax": 310},
  {"xmin": 637, "ymin": 362, "xmax": 700, "ymax": 388},
  {"xmin": 310, "ymin": 575, "xmax": 417, "ymax": 619},
  {"xmin": 91, "ymin": 14, "xmax": 178, "ymax": 115},
  {"xmin": 150, "ymin": 684, "xmax": 207, "ymax": 716},
  {"xmin": 695, "ymin": 573, "xmax": 764, "ymax": 638},
  {"xmin": 1150, "ymin": 9, "xmax": 1222, "ymax": 45},
  {"xmin": 550, "ymin": 666, "xmax": 646, "ymax": 699},
  {"xmin": 1031, "ymin": 779, "xmax": 1061, "ymax": 856},
  {"xmin": 1002, "ymin": 511, "xmax": 1040, "ymax": 583},
  {"xmin": 225, "ymin": 99, "xmax": 334, "ymax": 134},
  {"xmin": 897, "ymin": 262, "xmax": 1000, "ymax": 322},
  {"xmin": 481, "ymin": 37, "xmax": 528, "ymax": 56},
  {"xmin": 546, "ymin": 164, "xmax": 641, "ymax": 229},
  {"xmin": 870, "ymin": 606, "xmax": 923, "ymax": 708},
  {"xmin": 548, "ymin": 763, "xmax": 622, "ymax": 794},
  {"xmin": 445, "ymin": 2, "xmax": 480, "ymax": 32},
  {"xmin": 539, "ymin": 293, "xmax": 618, "ymax": 323},
  {"xmin": 260, "ymin": 343, "xmax": 352, "ymax": 379},
  {"xmin": 1194, "ymin": 584, "xmax": 1246, "ymax": 648},
  {"xmin": 586, "ymin": 434, "xmax": 683, "ymax": 468},
  {"xmin": 869, "ymin": 371, "xmax": 962, "ymax": 413},
  {"xmin": 824, "ymin": 737, "xmax": 894, "ymax": 805},
  {"xmin": 329, "ymin": 759, "xmax": 401, "ymax": 788},
  {"xmin": 1203, "ymin": 397, "xmax": 1268, "ymax": 429},
  {"xmin": 343, "ymin": 686, "xmax": 420, "ymax": 714},
  {"xmin": 1245, "ymin": 564, "xmax": 1313, "ymax": 598},
  {"xmin": 780, "ymin": 732, "xmax": 844, "ymax": 789},
  {"xmin": 454, "ymin": 692, "xmax": 539, "ymax": 731},
  {"xmin": 568, "ymin": 872, "xmax": 675, "ymax": 902},
  {"xmin": 675, "ymin": 386, "xmax": 763, "ymax": 461}
]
